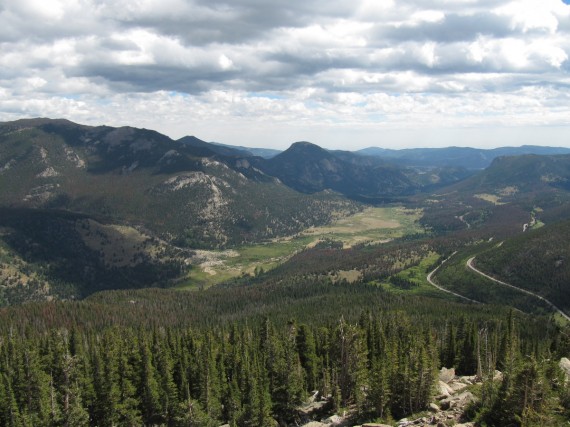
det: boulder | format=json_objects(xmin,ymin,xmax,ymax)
[
  {"xmin": 449, "ymin": 382, "xmax": 468, "ymax": 392},
  {"xmin": 458, "ymin": 375, "xmax": 476, "ymax": 385},
  {"xmin": 439, "ymin": 367, "xmax": 455, "ymax": 383},
  {"xmin": 441, "ymin": 390, "xmax": 477, "ymax": 411},
  {"xmin": 297, "ymin": 400, "xmax": 329, "ymax": 417},
  {"xmin": 457, "ymin": 390, "xmax": 476, "ymax": 402},
  {"xmin": 301, "ymin": 423, "xmax": 328, "ymax": 427},
  {"xmin": 437, "ymin": 380, "xmax": 453, "ymax": 398},
  {"xmin": 493, "ymin": 370, "xmax": 503, "ymax": 381},
  {"xmin": 322, "ymin": 414, "xmax": 343, "ymax": 425},
  {"xmin": 429, "ymin": 402, "xmax": 440, "ymax": 413},
  {"xmin": 362, "ymin": 424, "xmax": 393, "ymax": 427}
]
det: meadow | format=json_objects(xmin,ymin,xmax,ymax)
[{"xmin": 178, "ymin": 206, "xmax": 424, "ymax": 289}]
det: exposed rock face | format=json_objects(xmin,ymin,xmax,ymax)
[
  {"xmin": 395, "ymin": 368, "xmax": 488, "ymax": 427},
  {"xmin": 429, "ymin": 403, "xmax": 440, "ymax": 413},
  {"xmin": 437, "ymin": 380, "xmax": 453, "ymax": 397},
  {"xmin": 299, "ymin": 367, "xmax": 495, "ymax": 427},
  {"xmin": 438, "ymin": 367, "xmax": 455, "ymax": 383},
  {"xmin": 440, "ymin": 391, "xmax": 476, "ymax": 410}
]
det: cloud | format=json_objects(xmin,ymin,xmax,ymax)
[{"xmin": 0, "ymin": 0, "xmax": 569, "ymax": 149}]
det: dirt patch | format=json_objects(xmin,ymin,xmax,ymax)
[{"xmin": 332, "ymin": 270, "xmax": 362, "ymax": 283}]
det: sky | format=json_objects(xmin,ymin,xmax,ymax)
[{"xmin": 1, "ymin": 0, "xmax": 569, "ymax": 150}]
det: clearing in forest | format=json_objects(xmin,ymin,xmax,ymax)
[{"xmin": 178, "ymin": 206, "xmax": 423, "ymax": 289}]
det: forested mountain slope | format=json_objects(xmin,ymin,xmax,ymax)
[
  {"xmin": 257, "ymin": 141, "xmax": 416, "ymax": 197},
  {"xmin": 418, "ymin": 154, "xmax": 570, "ymax": 237},
  {"xmin": 0, "ymin": 118, "xmax": 359, "ymax": 249},
  {"xmin": 450, "ymin": 154, "xmax": 570, "ymax": 197},
  {"xmin": 0, "ymin": 207, "xmax": 190, "ymax": 305},
  {"xmin": 474, "ymin": 219, "xmax": 570, "ymax": 311}
]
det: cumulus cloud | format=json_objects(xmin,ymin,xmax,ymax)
[{"xmin": 0, "ymin": 0, "xmax": 569, "ymax": 148}]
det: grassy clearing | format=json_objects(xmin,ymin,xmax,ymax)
[
  {"xmin": 376, "ymin": 252, "xmax": 452, "ymax": 298},
  {"xmin": 177, "ymin": 206, "xmax": 424, "ymax": 290},
  {"xmin": 474, "ymin": 194, "xmax": 505, "ymax": 205},
  {"xmin": 300, "ymin": 206, "xmax": 422, "ymax": 247}
]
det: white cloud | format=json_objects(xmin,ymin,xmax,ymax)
[{"xmin": 0, "ymin": 0, "xmax": 569, "ymax": 149}]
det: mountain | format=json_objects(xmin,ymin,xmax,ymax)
[
  {"xmin": 177, "ymin": 135, "xmax": 253, "ymax": 157},
  {"xmin": 450, "ymin": 154, "xmax": 570, "ymax": 198},
  {"xmin": 0, "ymin": 118, "xmax": 364, "ymax": 304},
  {"xmin": 0, "ymin": 118, "xmax": 359, "ymax": 250},
  {"xmin": 358, "ymin": 145, "xmax": 570, "ymax": 169},
  {"xmin": 177, "ymin": 136, "xmax": 281, "ymax": 158},
  {"xmin": 416, "ymin": 153, "xmax": 570, "ymax": 238},
  {"xmin": 252, "ymin": 141, "xmax": 417, "ymax": 199},
  {"xmin": 210, "ymin": 141, "xmax": 281, "ymax": 158}
]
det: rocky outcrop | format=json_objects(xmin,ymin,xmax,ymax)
[
  {"xmin": 438, "ymin": 367, "xmax": 455, "ymax": 384},
  {"xmin": 396, "ymin": 368, "xmax": 485, "ymax": 427},
  {"xmin": 299, "ymin": 367, "xmax": 500, "ymax": 427}
]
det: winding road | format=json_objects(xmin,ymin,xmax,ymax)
[
  {"xmin": 466, "ymin": 257, "xmax": 570, "ymax": 322},
  {"xmin": 426, "ymin": 253, "xmax": 481, "ymax": 303}
]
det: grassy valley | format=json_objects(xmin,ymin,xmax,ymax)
[{"xmin": 181, "ymin": 206, "xmax": 423, "ymax": 289}]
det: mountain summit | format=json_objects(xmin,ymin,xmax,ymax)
[{"xmin": 258, "ymin": 141, "xmax": 415, "ymax": 198}]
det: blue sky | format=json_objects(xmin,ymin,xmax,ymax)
[{"xmin": 0, "ymin": 0, "xmax": 569, "ymax": 149}]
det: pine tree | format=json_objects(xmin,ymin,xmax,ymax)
[
  {"xmin": 138, "ymin": 337, "xmax": 162, "ymax": 425},
  {"xmin": 456, "ymin": 319, "xmax": 477, "ymax": 375},
  {"xmin": 296, "ymin": 324, "xmax": 318, "ymax": 392},
  {"xmin": 116, "ymin": 335, "xmax": 142, "ymax": 426},
  {"xmin": 0, "ymin": 373, "xmax": 24, "ymax": 427},
  {"xmin": 154, "ymin": 336, "xmax": 179, "ymax": 421},
  {"xmin": 18, "ymin": 343, "xmax": 51, "ymax": 425},
  {"xmin": 442, "ymin": 322, "xmax": 457, "ymax": 368},
  {"xmin": 266, "ymin": 321, "xmax": 304, "ymax": 423}
]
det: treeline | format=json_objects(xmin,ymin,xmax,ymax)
[{"xmin": 2, "ymin": 309, "xmax": 563, "ymax": 427}]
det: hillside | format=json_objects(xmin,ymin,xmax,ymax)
[
  {"xmin": 454, "ymin": 154, "xmax": 570, "ymax": 195},
  {"xmin": 0, "ymin": 249, "xmax": 566, "ymax": 426},
  {"xmin": 0, "ymin": 118, "xmax": 359, "ymax": 249},
  {"xmin": 416, "ymin": 154, "xmax": 570, "ymax": 237},
  {"xmin": 474, "ymin": 219, "xmax": 570, "ymax": 311},
  {"xmin": 0, "ymin": 207, "xmax": 188, "ymax": 305},
  {"xmin": 255, "ymin": 141, "xmax": 417, "ymax": 198}
]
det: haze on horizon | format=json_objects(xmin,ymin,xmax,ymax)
[{"xmin": 1, "ymin": 0, "xmax": 569, "ymax": 150}]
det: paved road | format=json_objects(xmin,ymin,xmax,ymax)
[
  {"xmin": 467, "ymin": 257, "xmax": 570, "ymax": 322},
  {"xmin": 426, "ymin": 253, "xmax": 480, "ymax": 303}
]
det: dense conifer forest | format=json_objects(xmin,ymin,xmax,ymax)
[{"xmin": 1, "ymin": 274, "xmax": 570, "ymax": 426}]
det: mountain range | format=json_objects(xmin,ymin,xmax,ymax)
[
  {"xmin": 3, "ymin": 117, "xmax": 570, "ymax": 305},
  {"xmin": 357, "ymin": 145, "xmax": 570, "ymax": 169}
]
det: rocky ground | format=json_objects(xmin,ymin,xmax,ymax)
[
  {"xmin": 296, "ymin": 367, "xmax": 483, "ymax": 427},
  {"xmin": 219, "ymin": 358, "xmax": 570, "ymax": 427}
]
